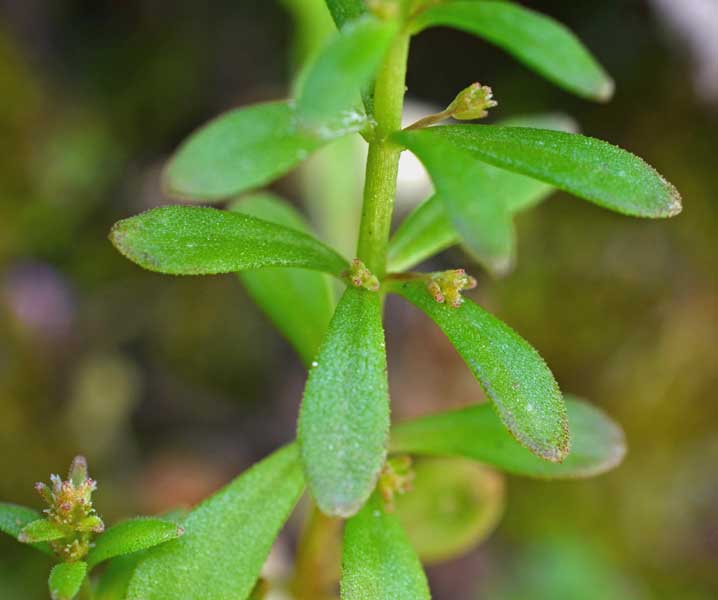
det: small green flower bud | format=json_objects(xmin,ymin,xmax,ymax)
[
  {"xmin": 367, "ymin": 0, "xmax": 402, "ymax": 20},
  {"xmin": 347, "ymin": 259, "xmax": 380, "ymax": 292},
  {"xmin": 378, "ymin": 455, "xmax": 415, "ymax": 512},
  {"xmin": 426, "ymin": 269, "xmax": 477, "ymax": 308},
  {"xmin": 447, "ymin": 82, "xmax": 497, "ymax": 120}
]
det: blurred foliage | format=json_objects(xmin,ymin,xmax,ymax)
[{"xmin": 0, "ymin": 1, "xmax": 715, "ymax": 598}]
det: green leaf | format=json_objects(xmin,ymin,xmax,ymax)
[
  {"xmin": 395, "ymin": 125, "xmax": 682, "ymax": 219},
  {"xmin": 95, "ymin": 553, "xmax": 144, "ymax": 600},
  {"xmin": 388, "ymin": 114, "xmax": 577, "ymax": 273},
  {"xmin": 388, "ymin": 194, "xmax": 458, "ymax": 272},
  {"xmin": 164, "ymin": 100, "xmax": 365, "ymax": 201},
  {"xmin": 391, "ymin": 396, "xmax": 626, "ymax": 478},
  {"xmin": 48, "ymin": 561, "xmax": 87, "ymax": 600},
  {"xmin": 128, "ymin": 444, "xmax": 303, "ymax": 599},
  {"xmin": 298, "ymin": 286, "xmax": 389, "ymax": 517},
  {"xmin": 341, "ymin": 493, "xmax": 430, "ymax": 600},
  {"xmin": 325, "ymin": 0, "xmax": 366, "ymax": 28},
  {"xmin": 230, "ymin": 194, "xmax": 335, "ymax": 365},
  {"xmin": 395, "ymin": 457, "xmax": 504, "ymax": 564},
  {"xmin": 86, "ymin": 518, "xmax": 184, "ymax": 570},
  {"xmin": 296, "ymin": 15, "xmax": 398, "ymax": 126},
  {"xmin": 18, "ymin": 519, "xmax": 66, "ymax": 543},
  {"xmin": 409, "ymin": 1, "xmax": 613, "ymax": 101},
  {"xmin": 0, "ymin": 503, "xmax": 52, "ymax": 555},
  {"xmin": 411, "ymin": 136, "xmax": 518, "ymax": 274},
  {"xmin": 387, "ymin": 278, "xmax": 568, "ymax": 461},
  {"xmin": 110, "ymin": 205, "xmax": 349, "ymax": 277}
]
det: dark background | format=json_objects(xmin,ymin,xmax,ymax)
[{"xmin": 1, "ymin": 1, "xmax": 716, "ymax": 598}]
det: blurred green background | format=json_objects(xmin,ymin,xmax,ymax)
[{"xmin": 0, "ymin": 1, "xmax": 716, "ymax": 598}]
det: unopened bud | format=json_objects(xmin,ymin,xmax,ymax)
[
  {"xmin": 426, "ymin": 269, "xmax": 477, "ymax": 308},
  {"xmin": 447, "ymin": 83, "xmax": 497, "ymax": 120},
  {"xmin": 347, "ymin": 259, "xmax": 380, "ymax": 292},
  {"xmin": 378, "ymin": 455, "xmax": 415, "ymax": 512}
]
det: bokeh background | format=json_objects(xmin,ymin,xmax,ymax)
[{"xmin": 1, "ymin": 1, "xmax": 716, "ymax": 598}]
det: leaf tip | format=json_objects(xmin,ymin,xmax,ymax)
[{"xmin": 594, "ymin": 76, "xmax": 615, "ymax": 103}]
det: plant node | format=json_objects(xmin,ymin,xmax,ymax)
[
  {"xmin": 346, "ymin": 258, "xmax": 381, "ymax": 291},
  {"xmin": 426, "ymin": 269, "xmax": 477, "ymax": 308},
  {"xmin": 378, "ymin": 455, "xmax": 415, "ymax": 512}
]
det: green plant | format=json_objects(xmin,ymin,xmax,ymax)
[
  {"xmin": 1, "ymin": 1, "xmax": 682, "ymax": 598},
  {"xmin": 0, "ymin": 457, "xmax": 184, "ymax": 599}
]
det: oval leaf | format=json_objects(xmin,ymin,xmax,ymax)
[
  {"xmin": 128, "ymin": 444, "xmax": 304, "ymax": 600},
  {"xmin": 341, "ymin": 493, "xmax": 430, "ymax": 600},
  {"xmin": 0, "ymin": 502, "xmax": 52, "ymax": 555},
  {"xmin": 230, "ymin": 194, "xmax": 335, "ymax": 365},
  {"xmin": 395, "ymin": 457, "xmax": 505, "ymax": 564},
  {"xmin": 298, "ymin": 286, "xmax": 389, "ymax": 517},
  {"xmin": 164, "ymin": 100, "xmax": 365, "ymax": 201},
  {"xmin": 391, "ymin": 397, "xmax": 626, "ymax": 479},
  {"xmin": 395, "ymin": 126, "xmax": 682, "ymax": 219},
  {"xmin": 19, "ymin": 518, "xmax": 66, "ymax": 543},
  {"xmin": 87, "ymin": 518, "xmax": 184, "ymax": 570},
  {"xmin": 297, "ymin": 15, "xmax": 398, "ymax": 126},
  {"xmin": 410, "ymin": 1, "xmax": 613, "ymax": 101},
  {"xmin": 325, "ymin": 0, "xmax": 366, "ymax": 28},
  {"xmin": 387, "ymin": 278, "xmax": 568, "ymax": 461},
  {"xmin": 49, "ymin": 561, "xmax": 87, "ymax": 600},
  {"xmin": 388, "ymin": 115, "xmax": 577, "ymax": 273},
  {"xmin": 110, "ymin": 205, "xmax": 349, "ymax": 277}
]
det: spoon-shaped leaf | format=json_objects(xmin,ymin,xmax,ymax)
[
  {"xmin": 341, "ymin": 493, "xmax": 430, "ymax": 600},
  {"xmin": 86, "ymin": 518, "xmax": 184, "ymax": 570},
  {"xmin": 0, "ymin": 503, "xmax": 52, "ymax": 555},
  {"xmin": 391, "ymin": 396, "xmax": 626, "ymax": 478},
  {"xmin": 296, "ymin": 15, "xmax": 398, "ymax": 126},
  {"xmin": 395, "ymin": 457, "xmax": 504, "ymax": 564},
  {"xmin": 128, "ymin": 444, "xmax": 304, "ymax": 600},
  {"xmin": 48, "ymin": 561, "xmax": 87, "ymax": 600},
  {"xmin": 387, "ymin": 278, "xmax": 568, "ymax": 461},
  {"xmin": 110, "ymin": 205, "xmax": 349, "ymax": 277},
  {"xmin": 230, "ymin": 194, "xmax": 335, "ymax": 365},
  {"xmin": 298, "ymin": 287, "xmax": 389, "ymax": 517},
  {"xmin": 395, "ymin": 126, "xmax": 682, "ymax": 219},
  {"xmin": 388, "ymin": 114, "xmax": 577, "ymax": 273},
  {"xmin": 164, "ymin": 100, "xmax": 365, "ymax": 201},
  {"xmin": 325, "ymin": 0, "xmax": 366, "ymax": 28},
  {"xmin": 409, "ymin": 1, "xmax": 613, "ymax": 101}
]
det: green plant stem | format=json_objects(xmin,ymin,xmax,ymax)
[
  {"xmin": 290, "ymin": 504, "xmax": 343, "ymax": 599},
  {"xmin": 356, "ymin": 32, "xmax": 410, "ymax": 278}
]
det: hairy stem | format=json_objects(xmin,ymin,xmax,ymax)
[{"xmin": 356, "ymin": 32, "xmax": 410, "ymax": 278}]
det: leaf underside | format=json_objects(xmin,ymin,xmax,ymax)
[
  {"xmin": 231, "ymin": 193, "xmax": 335, "ymax": 365},
  {"xmin": 164, "ymin": 100, "xmax": 365, "ymax": 201},
  {"xmin": 391, "ymin": 396, "xmax": 626, "ymax": 479}
]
